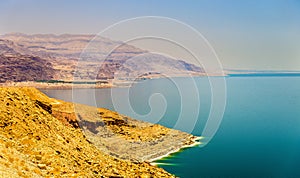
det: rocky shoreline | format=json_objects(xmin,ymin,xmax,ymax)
[{"xmin": 73, "ymin": 103, "xmax": 201, "ymax": 163}]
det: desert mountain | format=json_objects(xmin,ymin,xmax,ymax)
[{"xmin": 0, "ymin": 33, "xmax": 204, "ymax": 82}]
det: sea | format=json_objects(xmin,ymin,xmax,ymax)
[{"xmin": 42, "ymin": 76, "xmax": 300, "ymax": 178}]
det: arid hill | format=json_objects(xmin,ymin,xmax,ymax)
[
  {"xmin": 0, "ymin": 87, "xmax": 177, "ymax": 177},
  {"xmin": 0, "ymin": 87, "xmax": 199, "ymax": 177}
]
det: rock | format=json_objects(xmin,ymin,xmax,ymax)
[
  {"xmin": 35, "ymin": 155, "xmax": 42, "ymax": 161},
  {"xmin": 37, "ymin": 164, "xmax": 46, "ymax": 169},
  {"xmin": 35, "ymin": 100, "xmax": 52, "ymax": 114}
]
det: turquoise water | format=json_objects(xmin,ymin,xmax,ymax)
[{"xmin": 42, "ymin": 77, "xmax": 300, "ymax": 177}]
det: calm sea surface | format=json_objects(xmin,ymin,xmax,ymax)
[{"xmin": 42, "ymin": 77, "xmax": 300, "ymax": 178}]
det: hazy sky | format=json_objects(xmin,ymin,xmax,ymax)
[{"xmin": 0, "ymin": 0, "xmax": 299, "ymax": 70}]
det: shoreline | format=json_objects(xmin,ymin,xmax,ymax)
[
  {"xmin": 0, "ymin": 74, "xmax": 226, "ymax": 90},
  {"xmin": 148, "ymin": 136, "xmax": 203, "ymax": 165},
  {"xmin": 0, "ymin": 82, "xmax": 114, "ymax": 89}
]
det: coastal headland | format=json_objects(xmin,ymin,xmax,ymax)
[{"xmin": 0, "ymin": 87, "xmax": 199, "ymax": 177}]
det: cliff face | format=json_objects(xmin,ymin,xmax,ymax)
[{"xmin": 0, "ymin": 87, "xmax": 174, "ymax": 177}]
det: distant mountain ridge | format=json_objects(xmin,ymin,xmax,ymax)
[{"xmin": 0, "ymin": 33, "xmax": 205, "ymax": 83}]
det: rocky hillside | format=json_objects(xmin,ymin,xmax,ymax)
[
  {"xmin": 0, "ymin": 87, "xmax": 177, "ymax": 177},
  {"xmin": 0, "ymin": 40, "xmax": 56, "ymax": 83},
  {"xmin": 1, "ymin": 33, "xmax": 205, "ymax": 82}
]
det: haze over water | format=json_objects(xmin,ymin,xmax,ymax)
[{"xmin": 43, "ymin": 76, "xmax": 300, "ymax": 177}]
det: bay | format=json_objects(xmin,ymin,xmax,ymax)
[{"xmin": 42, "ymin": 77, "xmax": 300, "ymax": 177}]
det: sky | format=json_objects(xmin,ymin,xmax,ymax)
[{"xmin": 0, "ymin": 0, "xmax": 299, "ymax": 70}]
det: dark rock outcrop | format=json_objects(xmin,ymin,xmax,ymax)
[{"xmin": 0, "ymin": 48, "xmax": 56, "ymax": 83}]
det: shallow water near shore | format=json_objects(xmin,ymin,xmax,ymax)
[{"xmin": 42, "ymin": 77, "xmax": 300, "ymax": 178}]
